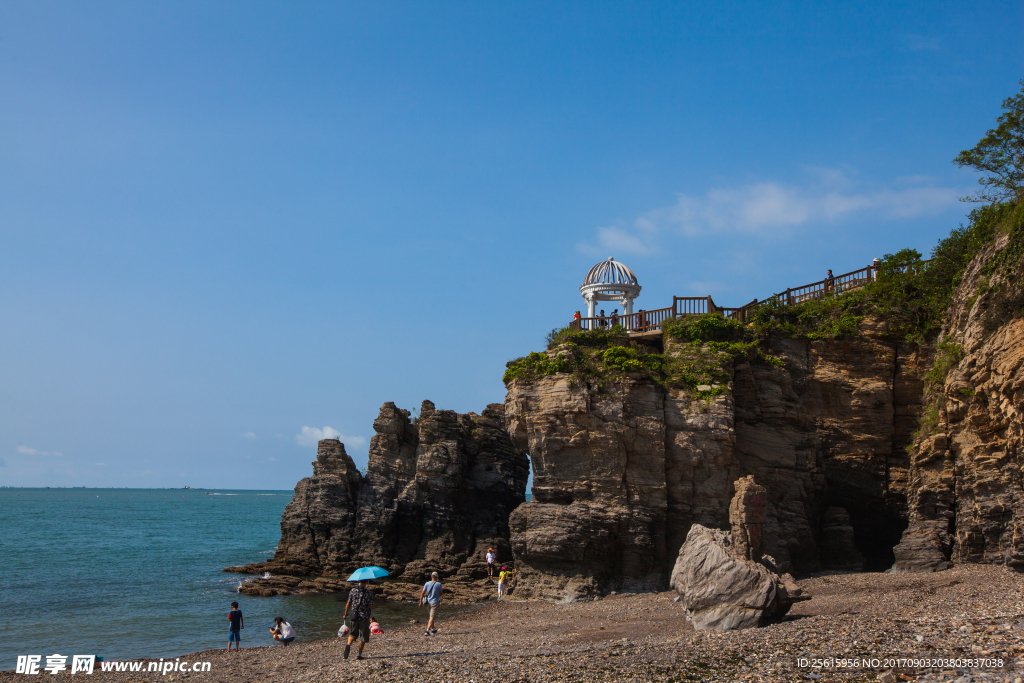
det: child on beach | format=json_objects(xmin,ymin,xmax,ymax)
[
  {"xmin": 227, "ymin": 602, "xmax": 243, "ymax": 650},
  {"xmin": 270, "ymin": 617, "xmax": 295, "ymax": 646}
]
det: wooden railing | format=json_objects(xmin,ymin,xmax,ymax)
[
  {"xmin": 775, "ymin": 265, "xmax": 875, "ymax": 306},
  {"xmin": 567, "ymin": 259, "xmax": 932, "ymax": 334},
  {"xmin": 571, "ymin": 306, "xmax": 674, "ymax": 332},
  {"xmin": 719, "ymin": 299, "xmax": 759, "ymax": 322},
  {"xmin": 673, "ymin": 296, "xmax": 715, "ymax": 316}
]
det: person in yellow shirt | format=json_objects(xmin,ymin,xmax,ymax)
[{"xmin": 497, "ymin": 567, "xmax": 515, "ymax": 598}]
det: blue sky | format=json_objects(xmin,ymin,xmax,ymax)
[{"xmin": 1, "ymin": 1, "xmax": 1021, "ymax": 488}]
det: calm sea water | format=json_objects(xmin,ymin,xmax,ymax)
[{"xmin": 0, "ymin": 488, "xmax": 463, "ymax": 669}]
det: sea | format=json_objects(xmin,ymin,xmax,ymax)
[{"xmin": 0, "ymin": 488, "xmax": 467, "ymax": 669}]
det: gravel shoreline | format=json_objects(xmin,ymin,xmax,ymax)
[{"xmin": 6, "ymin": 565, "xmax": 1024, "ymax": 682}]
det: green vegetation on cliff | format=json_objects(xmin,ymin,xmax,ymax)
[
  {"xmin": 504, "ymin": 316, "xmax": 781, "ymax": 400},
  {"xmin": 503, "ymin": 328, "xmax": 665, "ymax": 391}
]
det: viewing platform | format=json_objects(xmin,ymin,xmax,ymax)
[{"xmin": 570, "ymin": 258, "xmax": 929, "ymax": 336}]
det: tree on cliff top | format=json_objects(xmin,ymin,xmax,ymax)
[{"xmin": 955, "ymin": 80, "xmax": 1024, "ymax": 204}]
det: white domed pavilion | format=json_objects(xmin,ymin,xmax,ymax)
[{"xmin": 579, "ymin": 257, "xmax": 641, "ymax": 318}]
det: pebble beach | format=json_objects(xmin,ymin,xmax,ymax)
[{"xmin": 6, "ymin": 565, "xmax": 1024, "ymax": 683}]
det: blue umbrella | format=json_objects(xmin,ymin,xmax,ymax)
[{"xmin": 347, "ymin": 566, "xmax": 389, "ymax": 582}]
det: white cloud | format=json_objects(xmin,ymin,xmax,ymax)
[
  {"xmin": 579, "ymin": 171, "xmax": 962, "ymax": 254},
  {"xmin": 595, "ymin": 226, "xmax": 654, "ymax": 256},
  {"xmin": 240, "ymin": 431, "xmax": 257, "ymax": 439},
  {"xmin": 16, "ymin": 445, "xmax": 63, "ymax": 457},
  {"xmin": 295, "ymin": 426, "xmax": 367, "ymax": 449}
]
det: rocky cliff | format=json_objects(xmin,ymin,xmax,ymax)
[
  {"xmin": 895, "ymin": 229, "xmax": 1024, "ymax": 572},
  {"xmin": 234, "ymin": 208, "xmax": 1021, "ymax": 599},
  {"xmin": 232, "ymin": 400, "xmax": 529, "ymax": 583},
  {"xmin": 505, "ymin": 326, "xmax": 926, "ymax": 599}
]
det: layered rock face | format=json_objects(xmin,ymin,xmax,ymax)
[
  {"xmin": 895, "ymin": 234, "xmax": 1024, "ymax": 572},
  {"xmin": 506, "ymin": 338, "xmax": 736, "ymax": 600},
  {"xmin": 506, "ymin": 330, "xmax": 924, "ymax": 597},
  {"xmin": 733, "ymin": 328, "xmax": 923, "ymax": 571},
  {"xmin": 239, "ymin": 401, "xmax": 528, "ymax": 581}
]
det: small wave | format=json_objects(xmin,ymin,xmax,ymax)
[{"xmin": 262, "ymin": 572, "xmax": 272, "ymax": 579}]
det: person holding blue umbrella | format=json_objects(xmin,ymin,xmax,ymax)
[{"xmin": 342, "ymin": 566, "xmax": 388, "ymax": 660}]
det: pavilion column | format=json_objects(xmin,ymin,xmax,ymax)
[{"xmin": 586, "ymin": 297, "xmax": 596, "ymax": 320}]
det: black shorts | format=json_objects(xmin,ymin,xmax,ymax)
[{"xmin": 350, "ymin": 618, "xmax": 371, "ymax": 643}]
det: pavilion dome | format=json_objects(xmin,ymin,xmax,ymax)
[{"xmin": 582, "ymin": 257, "xmax": 639, "ymax": 288}]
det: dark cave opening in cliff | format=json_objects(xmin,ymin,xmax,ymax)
[
  {"xmin": 823, "ymin": 484, "xmax": 908, "ymax": 572},
  {"xmin": 853, "ymin": 508, "xmax": 907, "ymax": 571}
]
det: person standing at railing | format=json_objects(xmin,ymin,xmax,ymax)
[
  {"xmin": 610, "ymin": 309, "xmax": 619, "ymax": 329},
  {"xmin": 573, "ymin": 311, "xmax": 581, "ymax": 328},
  {"xmin": 599, "ymin": 310, "xmax": 606, "ymax": 328},
  {"xmin": 824, "ymin": 269, "xmax": 835, "ymax": 294},
  {"xmin": 637, "ymin": 309, "xmax": 646, "ymax": 332}
]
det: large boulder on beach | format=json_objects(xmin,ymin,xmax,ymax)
[{"xmin": 670, "ymin": 524, "xmax": 806, "ymax": 630}]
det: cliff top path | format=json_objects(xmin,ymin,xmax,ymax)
[{"xmin": 11, "ymin": 565, "xmax": 1024, "ymax": 683}]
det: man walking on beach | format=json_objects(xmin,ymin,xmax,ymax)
[
  {"xmin": 227, "ymin": 601, "xmax": 243, "ymax": 651},
  {"xmin": 342, "ymin": 580, "xmax": 374, "ymax": 661},
  {"xmin": 419, "ymin": 571, "xmax": 442, "ymax": 636}
]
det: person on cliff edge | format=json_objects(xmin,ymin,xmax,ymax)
[
  {"xmin": 419, "ymin": 572, "xmax": 442, "ymax": 636},
  {"xmin": 342, "ymin": 580, "xmax": 374, "ymax": 660}
]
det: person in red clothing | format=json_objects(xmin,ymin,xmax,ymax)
[{"xmin": 227, "ymin": 601, "xmax": 243, "ymax": 651}]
